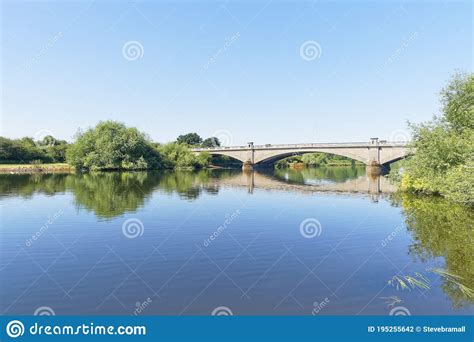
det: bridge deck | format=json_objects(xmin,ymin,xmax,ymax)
[{"xmin": 192, "ymin": 141, "xmax": 408, "ymax": 152}]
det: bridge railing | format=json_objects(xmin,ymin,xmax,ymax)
[{"xmin": 192, "ymin": 141, "xmax": 409, "ymax": 151}]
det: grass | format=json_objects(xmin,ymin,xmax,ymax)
[
  {"xmin": 0, "ymin": 163, "xmax": 69, "ymax": 168},
  {"xmin": 379, "ymin": 296, "xmax": 402, "ymax": 307},
  {"xmin": 388, "ymin": 269, "xmax": 474, "ymax": 300},
  {"xmin": 0, "ymin": 163, "xmax": 73, "ymax": 173},
  {"xmin": 429, "ymin": 268, "xmax": 474, "ymax": 298},
  {"xmin": 388, "ymin": 273, "xmax": 431, "ymax": 291}
]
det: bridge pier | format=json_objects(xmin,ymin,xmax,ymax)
[
  {"xmin": 242, "ymin": 142, "xmax": 255, "ymax": 171},
  {"xmin": 242, "ymin": 160, "xmax": 254, "ymax": 171},
  {"xmin": 366, "ymin": 163, "xmax": 391, "ymax": 176}
]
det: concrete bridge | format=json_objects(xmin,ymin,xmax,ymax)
[{"xmin": 192, "ymin": 138, "xmax": 409, "ymax": 170}]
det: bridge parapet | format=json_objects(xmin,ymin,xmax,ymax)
[{"xmin": 192, "ymin": 141, "xmax": 408, "ymax": 152}]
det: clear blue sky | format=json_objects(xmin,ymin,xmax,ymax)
[{"xmin": 1, "ymin": 0, "xmax": 472, "ymax": 145}]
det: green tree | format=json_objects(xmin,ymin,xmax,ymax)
[
  {"xmin": 0, "ymin": 136, "xmax": 51, "ymax": 163},
  {"xmin": 45, "ymin": 141, "xmax": 68, "ymax": 162},
  {"xmin": 38, "ymin": 135, "xmax": 56, "ymax": 147},
  {"xmin": 66, "ymin": 121, "xmax": 161, "ymax": 171},
  {"xmin": 157, "ymin": 142, "xmax": 210, "ymax": 169},
  {"xmin": 176, "ymin": 132, "xmax": 202, "ymax": 146},
  {"xmin": 201, "ymin": 137, "xmax": 220, "ymax": 147},
  {"xmin": 399, "ymin": 73, "xmax": 474, "ymax": 206}
]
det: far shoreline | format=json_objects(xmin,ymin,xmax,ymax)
[{"xmin": 0, "ymin": 163, "xmax": 364, "ymax": 174}]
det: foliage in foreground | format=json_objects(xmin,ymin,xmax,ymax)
[{"xmin": 395, "ymin": 72, "xmax": 474, "ymax": 206}]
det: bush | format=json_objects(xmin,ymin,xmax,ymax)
[
  {"xmin": 157, "ymin": 142, "xmax": 210, "ymax": 169},
  {"xmin": 0, "ymin": 136, "xmax": 56, "ymax": 163},
  {"xmin": 396, "ymin": 72, "xmax": 474, "ymax": 206},
  {"xmin": 66, "ymin": 121, "xmax": 161, "ymax": 171}
]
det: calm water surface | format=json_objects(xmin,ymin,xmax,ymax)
[{"xmin": 0, "ymin": 168, "xmax": 473, "ymax": 315}]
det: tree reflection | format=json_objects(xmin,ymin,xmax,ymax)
[
  {"xmin": 392, "ymin": 193, "xmax": 474, "ymax": 308},
  {"xmin": 0, "ymin": 173, "xmax": 68, "ymax": 198},
  {"xmin": 65, "ymin": 172, "xmax": 158, "ymax": 218},
  {"xmin": 270, "ymin": 165, "xmax": 366, "ymax": 184},
  {"xmin": 0, "ymin": 171, "xmax": 233, "ymax": 218}
]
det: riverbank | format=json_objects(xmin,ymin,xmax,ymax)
[
  {"xmin": 0, "ymin": 163, "xmax": 74, "ymax": 173},
  {"xmin": 0, "ymin": 163, "xmax": 232, "ymax": 174}
]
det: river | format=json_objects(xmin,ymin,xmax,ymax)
[{"xmin": 0, "ymin": 167, "xmax": 472, "ymax": 315}]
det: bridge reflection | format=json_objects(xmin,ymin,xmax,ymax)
[{"xmin": 212, "ymin": 170, "xmax": 396, "ymax": 202}]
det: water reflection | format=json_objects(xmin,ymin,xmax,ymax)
[
  {"xmin": 0, "ymin": 168, "xmax": 472, "ymax": 313},
  {"xmin": 390, "ymin": 193, "xmax": 474, "ymax": 308},
  {"xmin": 272, "ymin": 166, "xmax": 366, "ymax": 185},
  {"xmin": 0, "ymin": 171, "xmax": 236, "ymax": 218},
  {"xmin": 0, "ymin": 168, "xmax": 395, "ymax": 217},
  {"xmin": 0, "ymin": 168, "xmax": 407, "ymax": 218}
]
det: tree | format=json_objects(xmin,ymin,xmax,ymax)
[
  {"xmin": 399, "ymin": 72, "xmax": 474, "ymax": 206},
  {"xmin": 66, "ymin": 121, "xmax": 161, "ymax": 171},
  {"xmin": 441, "ymin": 72, "xmax": 474, "ymax": 132},
  {"xmin": 0, "ymin": 136, "xmax": 51, "ymax": 163},
  {"xmin": 201, "ymin": 137, "xmax": 220, "ymax": 147},
  {"xmin": 176, "ymin": 132, "xmax": 202, "ymax": 146},
  {"xmin": 38, "ymin": 135, "xmax": 56, "ymax": 147},
  {"xmin": 46, "ymin": 143, "xmax": 68, "ymax": 162},
  {"xmin": 157, "ymin": 142, "xmax": 210, "ymax": 169}
]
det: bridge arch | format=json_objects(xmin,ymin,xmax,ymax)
[
  {"xmin": 253, "ymin": 149, "xmax": 369, "ymax": 165},
  {"xmin": 379, "ymin": 149, "xmax": 410, "ymax": 165},
  {"xmin": 204, "ymin": 151, "xmax": 246, "ymax": 163}
]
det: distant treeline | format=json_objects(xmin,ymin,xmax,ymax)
[
  {"xmin": 275, "ymin": 153, "xmax": 362, "ymax": 169},
  {"xmin": 0, "ymin": 136, "xmax": 68, "ymax": 163},
  {"xmin": 0, "ymin": 122, "xmax": 226, "ymax": 171},
  {"xmin": 0, "ymin": 122, "xmax": 359, "ymax": 171}
]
